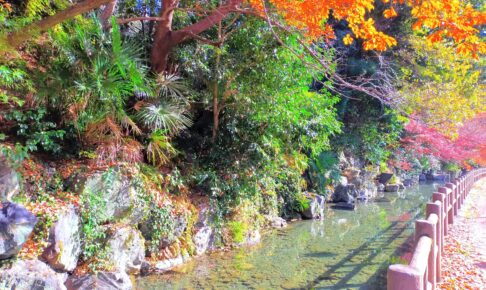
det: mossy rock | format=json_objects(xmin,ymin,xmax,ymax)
[{"xmin": 79, "ymin": 167, "xmax": 150, "ymax": 225}]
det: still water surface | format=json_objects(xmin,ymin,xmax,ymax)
[{"xmin": 136, "ymin": 182, "xmax": 441, "ymax": 289}]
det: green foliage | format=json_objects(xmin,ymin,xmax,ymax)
[
  {"xmin": 443, "ymin": 162, "xmax": 461, "ymax": 173},
  {"xmin": 137, "ymin": 102, "xmax": 192, "ymax": 135},
  {"xmin": 144, "ymin": 205, "xmax": 176, "ymax": 255},
  {"xmin": 0, "ymin": 65, "xmax": 31, "ymax": 106},
  {"xmin": 0, "ymin": 143, "xmax": 29, "ymax": 168},
  {"xmin": 174, "ymin": 21, "xmax": 342, "ymax": 220},
  {"xmin": 146, "ymin": 130, "xmax": 178, "ymax": 166},
  {"xmin": 332, "ymin": 99, "xmax": 404, "ymax": 165},
  {"xmin": 5, "ymin": 108, "xmax": 65, "ymax": 153},
  {"xmin": 227, "ymin": 221, "xmax": 248, "ymax": 244},
  {"xmin": 309, "ymin": 151, "xmax": 341, "ymax": 194}
]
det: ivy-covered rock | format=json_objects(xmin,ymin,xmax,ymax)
[
  {"xmin": 65, "ymin": 271, "xmax": 132, "ymax": 290},
  {"xmin": 104, "ymin": 226, "xmax": 145, "ymax": 274},
  {"xmin": 42, "ymin": 205, "xmax": 81, "ymax": 272},
  {"xmin": 78, "ymin": 167, "xmax": 149, "ymax": 224},
  {"xmin": 0, "ymin": 202, "xmax": 37, "ymax": 259},
  {"xmin": 0, "ymin": 259, "xmax": 67, "ymax": 290},
  {"xmin": 0, "ymin": 156, "xmax": 19, "ymax": 202}
]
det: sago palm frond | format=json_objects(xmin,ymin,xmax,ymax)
[
  {"xmin": 138, "ymin": 102, "xmax": 192, "ymax": 135},
  {"xmin": 155, "ymin": 73, "xmax": 189, "ymax": 102},
  {"xmin": 146, "ymin": 130, "xmax": 178, "ymax": 166}
]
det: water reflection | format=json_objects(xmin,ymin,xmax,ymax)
[{"xmin": 136, "ymin": 182, "xmax": 442, "ymax": 290}]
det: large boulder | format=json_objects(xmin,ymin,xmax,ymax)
[
  {"xmin": 377, "ymin": 173, "xmax": 394, "ymax": 185},
  {"xmin": 154, "ymin": 254, "xmax": 188, "ymax": 271},
  {"xmin": 0, "ymin": 156, "xmax": 20, "ymax": 202},
  {"xmin": 0, "ymin": 202, "xmax": 37, "ymax": 259},
  {"xmin": 65, "ymin": 272, "xmax": 132, "ymax": 290},
  {"xmin": 343, "ymin": 168, "xmax": 361, "ymax": 186},
  {"xmin": 78, "ymin": 168, "xmax": 149, "ymax": 224},
  {"xmin": 0, "ymin": 259, "xmax": 67, "ymax": 290},
  {"xmin": 42, "ymin": 205, "xmax": 81, "ymax": 271},
  {"xmin": 264, "ymin": 215, "xmax": 287, "ymax": 228},
  {"xmin": 331, "ymin": 184, "xmax": 358, "ymax": 204},
  {"xmin": 104, "ymin": 226, "xmax": 145, "ymax": 274},
  {"xmin": 302, "ymin": 194, "xmax": 325, "ymax": 219},
  {"xmin": 385, "ymin": 184, "xmax": 400, "ymax": 192}
]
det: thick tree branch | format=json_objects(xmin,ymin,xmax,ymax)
[
  {"xmin": 175, "ymin": 0, "xmax": 243, "ymax": 42},
  {"xmin": 0, "ymin": 0, "xmax": 112, "ymax": 51},
  {"xmin": 100, "ymin": 0, "xmax": 118, "ymax": 29},
  {"xmin": 116, "ymin": 17, "xmax": 164, "ymax": 25},
  {"xmin": 151, "ymin": 0, "xmax": 245, "ymax": 72}
]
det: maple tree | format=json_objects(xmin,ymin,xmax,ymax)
[
  {"xmin": 401, "ymin": 114, "xmax": 486, "ymax": 164},
  {"xmin": 398, "ymin": 36, "xmax": 485, "ymax": 137},
  {"xmin": 1, "ymin": 0, "xmax": 485, "ymax": 72}
]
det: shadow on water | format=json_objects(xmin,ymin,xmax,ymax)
[
  {"xmin": 297, "ymin": 203, "xmax": 422, "ymax": 290},
  {"xmin": 303, "ymin": 252, "xmax": 339, "ymax": 259},
  {"xmin": 135, "ymin": 183, "xmax": 440, "ymax": 290}
]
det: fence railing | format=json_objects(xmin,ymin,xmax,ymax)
[{"xmin": 387, "ymin": 168, "xmax": 486, "ymax": 290}]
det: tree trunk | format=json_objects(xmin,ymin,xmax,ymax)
[
  {"xmin": 212, "ymin": 81, "xmax": 220, "ymax": 143},
  {"xmin": 150, "ymin": 0, "xmax": 243, "ymax": 73},
  {"xmin": 0, "ymin": 0, "xmax": 112, "ymax": 52}
]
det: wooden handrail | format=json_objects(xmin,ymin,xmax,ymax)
[{"xmin": 388, "ymin": 168, "xmax": 486, "ymax": 290}]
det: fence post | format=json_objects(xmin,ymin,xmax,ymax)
[
  {"xmin": 388, "ymin": 265, "xmax": 424, "ymax": 290},
  {"xmin": 439, "ymin": 186, "xmax": 453, "ymax": 226},
  {"xmin": 426, "ymin": 202, "xmax": 442, "ymax": 282},
  {"xmin": 445, "ymin": 183, "xmax": 457, "ymax": 217},
  {"xmin": 415, "ymin": 215, "xmax": 438, "ymax": 290},
  {"xmin": 387, "ymin": 169, "xmax": 484, "ymax": 290},
  {"xmin": 453, "ymin": 179, "xmax": 461, "ymax": 209},
  {"xmin": 432, "ymin": 192, "xmax": 448, "ymax": 237}
]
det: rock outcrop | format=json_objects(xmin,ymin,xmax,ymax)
[
  {"xmin": 265, "ymin": 215, "xmax": 287, "ymax": 228},
  {"xmin": 65, "ymin": 271, "xmax": 132, "ymax": 290},
  {"xmin": 78, "ymin": 168, "xmax": 149, "ymax": 224},
  {"xmin": 193, "ymin": 203, "xmax": 215, "ymax": 255},
  {"xmin": 331, "ymin": 184, "xmax": 357, "ymax": 204},
  {"xmin": 302, "ymin": 194, "xmax": 326, "ymax": 219},
  {"xmin": 42, "ymin": 205, "xmax": 81, "ymax": 271},
  {"xmin": 0, "ymin": 202, "xmax": 37, "ymax": 259},
  {"xmin": 104, "ymin": 226, "xmax": 145, "ymax": 274},
  {"xmin": 0, "ymin": 259, "xmax": 67, "ymax": 290}
]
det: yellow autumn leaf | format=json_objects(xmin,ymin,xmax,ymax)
[{"xmin": 343, "ymin": 34, "xmax": 354, "ymax": 45}]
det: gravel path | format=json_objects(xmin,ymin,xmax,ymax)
[{"xmin": 438, "ymin": 178, "xmax": 486, "ymax": 289}]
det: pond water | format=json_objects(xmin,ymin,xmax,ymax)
[{"xmin": 136, "ymin": 182, "xmax": 441, "ymax": 290}]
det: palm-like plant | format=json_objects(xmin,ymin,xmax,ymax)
[
  {"xmin": 38, "ymin": 16, "xmax": 193, "ymax": 165},
  {"xmin": 137, "ymin": 102, "xmax": 192, "ymax": 135},
  {"xmin": 146, "ymin": 130, "xmax": 178, "ymax": 166}
]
